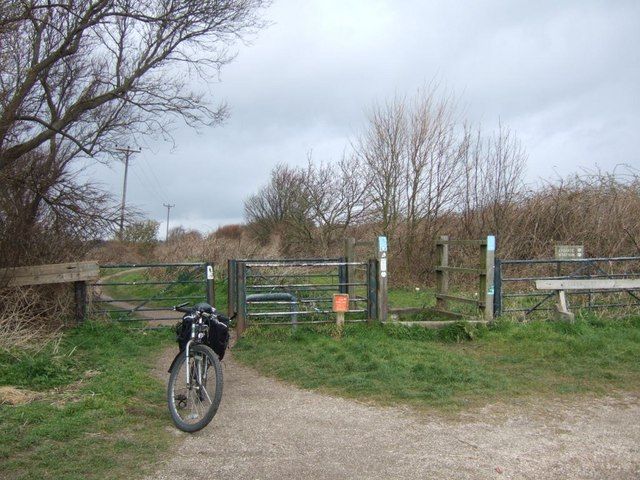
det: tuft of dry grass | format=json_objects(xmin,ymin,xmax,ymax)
[
  {"xmin": 0, "ymin": 385, "xmax": 37, "ymax": 405},
  {"xmin": 0, "ymin": 287, "xmax": 69, "ymax": 352}
]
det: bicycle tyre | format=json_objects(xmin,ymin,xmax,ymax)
[{"xmin": 167, "ymin": 344, "xmax": 223, "ymax": 432}]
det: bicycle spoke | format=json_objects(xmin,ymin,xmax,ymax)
[{"xmin": 168, "ymin": 344, "xmax": 223, "ymax": 432}]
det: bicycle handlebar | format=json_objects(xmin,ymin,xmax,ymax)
[
  {"xmin": 172, "ymin": 303, "xmax": 229, "ymax": 330},
  {"xmin": 173, "ymin": 302, "xmax": 191, "ymax": 313}
]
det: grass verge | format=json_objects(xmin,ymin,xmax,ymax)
[
  {"xmin": 0, "ymin": 322, "xmax": 173, "ymax": 480},
  {"xmin": 233, "ymin": 316, "xmax": 640, "ymax": 410}
]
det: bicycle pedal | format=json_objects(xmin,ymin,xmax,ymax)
[{"xmin": 175, "ymin": 394, "xmax": 187, "ymax": 408}]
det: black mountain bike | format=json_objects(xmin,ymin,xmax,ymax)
[{"xmin": 167, "ymin": 302, "xmax": 229, "ymax": 432}]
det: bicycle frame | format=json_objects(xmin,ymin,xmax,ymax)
[{"xmin": 185, "ymin": 339, "xmax": 194, "ymax": 387}]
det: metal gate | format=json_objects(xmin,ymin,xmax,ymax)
[
  {"xmin": 228, "ymin": 258, "xmax": 378, "ymax": 334},
  {"xmin": 494, "ymin": 256, "xmax": 640, "ymax": 316},
  {"xmin": 91, "ymin": 262, "xmax": 215, "ymax": 323}
]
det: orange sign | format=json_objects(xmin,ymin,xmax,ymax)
[{"xmin": 332, "ymin": 294, "xmax": 350, "ymax": 313}]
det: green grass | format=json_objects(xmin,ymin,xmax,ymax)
[
  {"xmin": 387, "ymin": 285, "xmax": 481, "ymax": 318},
  {"xmin": 0, "ymin": 322, "xmax": 174, "ymax": 480},
  {"xmin": 388, "ymin": 286, "xmax": 435, "ymax": 309},
  {"xmin": 233, "ymin": 317, "xmax": 640, "ymax": 410}
]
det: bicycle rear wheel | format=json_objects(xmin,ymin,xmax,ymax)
[{"xmin": 167, "ymin": 344, "xmax": 223, "ymax": 432}]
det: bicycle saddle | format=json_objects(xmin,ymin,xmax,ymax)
[{"xmin": 193, "ymin": 302, "xmax": 215, "ymax": 314}]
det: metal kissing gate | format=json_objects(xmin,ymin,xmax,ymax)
[{"xmin": 228, "ymin": 258, "xmax": 380, "ymax": 334}]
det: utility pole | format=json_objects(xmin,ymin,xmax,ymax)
[
  {"xmin": 163, "ymin": 203, "xmax": 175, "ymax": 241},
  {"xmin": 116, "ymin": 146, "xmax": 141, "ymax": 239}
]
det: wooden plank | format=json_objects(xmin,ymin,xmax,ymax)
[
  {"xmin": 435, "ymin": 294, "xmax": 482, "ymax": 306},
  {"xmin": 387, "ymin": 320, "xmax": 489, "ymax": 329},
  {"xmin": 435, "ymin": 266, "xmax": 483, "ymax": 274},
  {"xmin": 3, "ymin": 261, "xmax": 97, "ymax": 277},
  {"xmin": 536, "ymin": 279, "xmax": 640, "ymax": 291},
  {"xmin": 354, "ymin": 240, "xmax": 374, "ymax": 247},
  {"xmin": 426, "ymin": 309, "xmax": 466, "ymax": 319},
  {"xmin": 388, "ymin": 307, "xmax": 431, "ymax": 314},
  {"xmin": 436, "ymin": 239, "xmax": 487, "ymax": 246},
  {"xmin": 0, "ymin": 261, "xmax": 99, "ymax": 286}
]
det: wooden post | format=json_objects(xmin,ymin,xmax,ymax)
[
  {"xmin": 376, "ymin": 236, "xmax": 388, "ymax": 322},
  {"xmin": 436, "ymin": 235, "xmax": 449, "ymax": 311},
  {"xmin": 205, "ymin": 262, "xmax": 215, "ymax": 306},
  {"xmin": 479, "ymin": 235, "xmax": 495, "ymax": 321},
  {"xmin": 74, "ymin": 281, "xmax": 87, "ymax": 323},
  {"xmin": 344, "ymin": 237, "xmax": 356, "ymax": 299},
  {"xmin": 555, "ymin": 290, "xmax": 575, "ymax": 322}
]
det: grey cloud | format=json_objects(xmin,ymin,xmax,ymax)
[{"xmin": 85, "ymin": 0, "xmax": 640, "ymax": 232}]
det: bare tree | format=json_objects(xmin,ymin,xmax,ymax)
[
  {"xmin": 302, "ymin": 154, "xmax": 371, "ymax": 254},
  {"xmin": 244, "ymin": 164, "xmax": 312, "ymax": 251},
  {"xmin": 353, "ymin": 87, "xmax": 465, "ymax": 277},
  {"xmin": 402, "ymin": 87, "xmax": 464, "ymax": 270},
  {"xmin": 354, "ymin": 97, "xmax": 406, "ymax": 238},
  {"xmin": 459, "ymin": 121, "xmax": 526, "ymax": 242},
  {"xmin": 0, "ymin": 0, "xmax": 268, "ymax": 169},
  {"xmin": 0, "ymin": 146, "xmax": 118, "ymax": 268}
]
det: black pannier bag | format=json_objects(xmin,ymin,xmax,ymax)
[{"xmin": 175, "ymin": 303, "xmax": 230, "ymax": 360}]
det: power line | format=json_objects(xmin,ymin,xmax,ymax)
[
  {"xmin": 131, "ymin": 167, "xmax": 165, "ymax": 206},
  {"xmin": 140, "ymin": 154, "xmax": 169, "ymax": 203}
]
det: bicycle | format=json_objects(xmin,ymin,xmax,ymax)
[{"xmin": 167, "ymin": 302, "xmax": 229, "ymax": 432}]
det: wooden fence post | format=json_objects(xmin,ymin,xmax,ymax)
[
  {"xmin": 479, "ymin": 235, "xmax": 495, "ymax": 321},
  {"xmin": 74, "ymin": 281, "xmax": 87, "ymax": 323},
  {"xmin": 376, "ymin": 236, "xmax": 388, "ymax": 322},
  {"xmin": 205, "ymin": 262, "xmax": 215, "ymax": 306},
  {"xmin": 436, "ymin": 235, "xmax": 449, "ymax": 311}
]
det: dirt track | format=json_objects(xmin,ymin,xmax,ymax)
[{"xmin": 148, "ymin": 348, "xmax": 640, "ymax": 480}]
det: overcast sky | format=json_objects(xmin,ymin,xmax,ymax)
[{"xmin": 88, "ymin": 0, "xmax": 640, "ymax": 234}]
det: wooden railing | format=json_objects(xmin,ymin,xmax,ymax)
[{"xmin": 0, "ymin": 261, "xmax": 99, "ymax": 322}]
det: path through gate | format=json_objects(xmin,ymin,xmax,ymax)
[{"xmin": 91, "ymin": 262, "xmax": 215, "ymax": 323}]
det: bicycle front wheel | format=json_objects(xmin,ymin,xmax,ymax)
[{"xmin": 167, "ymin": 344, "xmax": 223, "ymax": 432}]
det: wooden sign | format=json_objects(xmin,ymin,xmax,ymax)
[
  {"xmin": 554, "ymin": 245, "xmax": 584, "ymax": 260},
  {"xmin": 332, "ymin": 293, "xmax": 350, "ymax": 313}
]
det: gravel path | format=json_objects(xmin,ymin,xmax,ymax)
[{"xmin": 148, "ymin": 348, "xmax": 640, "ymax": 480}]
